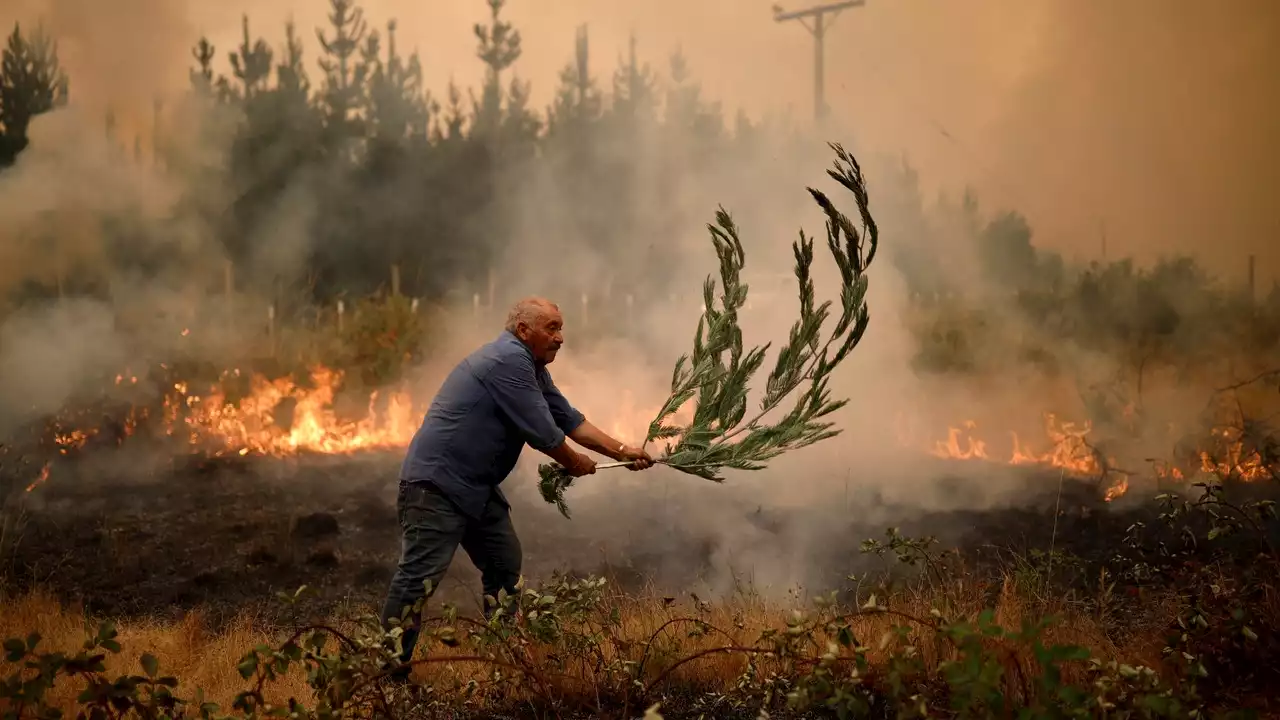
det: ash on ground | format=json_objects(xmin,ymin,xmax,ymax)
[{"xmin": 1, "ymin": 446, "xmax": 1155, "ymax": 626}]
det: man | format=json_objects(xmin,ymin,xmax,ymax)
[{"xmin": 379, "ymin": 296, "xmax": 654, "ymax": 679}]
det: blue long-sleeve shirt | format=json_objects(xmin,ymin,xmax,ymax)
[{"xmin": 400, "ymin": 330, "xmax": 586, "ymax": 518}]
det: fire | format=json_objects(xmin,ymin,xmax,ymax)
[
  {"xmin": 1196, "ymin": 426, "xmax": 1271, "ymax": 482},
  {"xmin": 164, "ymin": 366, "xmax": 419, "ymax": 455},
  {"xmin": 914, "ymin": 411, "xmax": 1276, "ymax": 504},
  {"xmin": 1103, "ymin": 477, "xmax": 1129, "ymax": 502},
  {"xmin": 914, "ymin": 413, "xmax": 1128, "ymax": 500},
  {"xmin": 37, "ymin": 360, "xmax": 714, "ymax": 479},
  {"xmin": 25, "ymin": 463, "xmax": 51, "ymax": 493},
  {"xmin": 929, "ymin": 413, "xmax": 1101, "ymax": 477}
]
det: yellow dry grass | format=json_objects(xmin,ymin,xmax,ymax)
[{"xmin": 0, "ymin": 576, "xmax": 1173, "ymax": 715}]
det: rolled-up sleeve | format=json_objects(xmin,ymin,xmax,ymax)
[
  {"xmin": 540, "ymin": 369, "xmax": 586, "ymax": 435},
  {"xmin": 482, "ymin": 353, "xmax": 566, "ymax": 452}
]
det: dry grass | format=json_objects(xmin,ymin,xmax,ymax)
[
  {"xmin": 0, "ymin": 589, "xmax": 314, "ymax": 709},
  {"xmin": 0, "ymin": 573, "xmax": 1177, "ymax": 715}
]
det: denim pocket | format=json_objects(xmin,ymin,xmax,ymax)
[{"xmin": 401, "ymin": 485, "xmax": 466, "ymax": 534}]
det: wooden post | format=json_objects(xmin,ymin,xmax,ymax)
[
  {"xmin": 337, "ymin": 299, "xmax": 345, "ymax": 333},
  {"xmin": 411, "ymin": 298, "xmax": 419, "ymax": 314},
  {"xmin": 390, "ymin": 264, "xmax": 401, "ymax": 297},
  {"xmin": 473, "ymin": 292, "xmax": 481, "ymax": 319}
]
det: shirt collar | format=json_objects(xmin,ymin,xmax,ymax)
[{"xmin": 499, "ymin": 327, "xmax": 545, "ymax": 366}]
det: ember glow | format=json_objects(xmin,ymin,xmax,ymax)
[{"xmin": 24, "ymin": 463, "xmax": 51, "ymax": 493}]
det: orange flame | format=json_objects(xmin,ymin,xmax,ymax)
[
  {"xmin": 929, "ymin": 414, "xmax": 1101, "ymax": 477},
  {"xmin": 1196, "ymin": 426, "xmax": 1271, "ymax": 482},
  {"xmin": 165, "ymin": 366, "xmax": 418, "ymax": 455},
  {"xmin": 25, "ymin": 463, "xmax": 51, "ymax": 493},
  {"xmin": 916, "ymin": 413, "xmax": 1127, "ymax": 500},
  {"xmin": 916, "ymin": 412, "xmax": 1276, "ymax": 503}
]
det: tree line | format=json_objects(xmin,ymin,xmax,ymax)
[
  {"xmin": 1, "ymin": 0, "xmax": 1274, "ymax": 375},
  {"xmin": 0, "ymin": 0, "xmax": 810, "ymax": 317}
]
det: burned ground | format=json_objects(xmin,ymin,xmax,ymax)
[{"xmin": 0, "ymin": 442, "xmax": 1192, "ymax": 628}]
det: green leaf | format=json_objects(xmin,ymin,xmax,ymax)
[
  {"xmin": 140, "ymin": 653, "xmax": 159, "ymax": 678},
  {"xmin": 236, "ymin": 655, "xmax": 259, "ymax": 679}
]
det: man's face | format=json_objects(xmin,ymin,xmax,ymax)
[{"xmin": 517, "ymin": 306, "xmax": 565, "ymax": 364}]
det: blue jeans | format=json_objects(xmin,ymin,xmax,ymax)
[{"xmin": 378, "ymin": 481, "xmax": 522, "ymax": 675}]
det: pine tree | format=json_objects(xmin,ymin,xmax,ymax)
[
  {"xmin": 609, "ymin": 32, "xmax": 658, "ymax": 127},
  {"xmin": 276, "ymin": 21, "xmax": 310, "ymax": 101},
  {"xmin": 547, "ymin": 25, "xmax": 601, "ymax": 137},
  {"xmin": 227, "ymin": 15, "xmax": 273, "ymax": 102},
  {"xmin": 469, "ymin": 0, "xmax": 522, "ymax": 139},
  {"xmin": 364, "ymin": 19, "xmax": 430, "ymax": 148},
  {"xmin": 432, "ymin": 79, "xmax": 467, "ymax": 143},
  {"xmin": 271, "ymin": 18, "xmax": 321, "ymax": 155},
  {"xmin": 0, "ymin": 22, "xmax": 69, "ymax": 167},
  {"xmin": 500, "ymin": 72, "xmax": 540, "ymax": 152},
  {"xmin": 189, "ymin": 38, "xmax": 216, "ymax": 96},
  {"xmin": 664, "ymin": 47, "xmax": 722, "ymax": 145},
  {"xmin": 221, "ymin": 16, "xmax": 327, "ymax": 274},
  {"xmin": 316, "ymin": 0, "xmax": 370, "ymax": 156},
  {"xmin": 360, "ymin": 19, "xmax": 435, "ymax": 291}
]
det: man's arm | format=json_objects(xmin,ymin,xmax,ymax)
[
  {"xmin": 567, "ymin": 419, "xmax": 629, "ymax": 461},
  {"xmin": 540, "ymin": 369, "xmax": 654, "ymax": 470},
  {"xmin": 540, "ymin": 368, "xmax": 588, "ymax": 437},
  {"xmin": 568, "ymin": 419, "xmax": 655, "ymax": 469},
  {"xmin": 482, "ymin": 354, "xmax": 596, "ymax": 476}
]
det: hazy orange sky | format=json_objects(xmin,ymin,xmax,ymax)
[{"xmin": 4, "ymin": 0, "xmax": 1278, "ymax": 284}]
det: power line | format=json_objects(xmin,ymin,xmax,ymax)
[
  {"xmin": 772, "ymin": 1, "xmax": 865, "ymax": 124},
  {"xmin": 769, "ymin": 1, "xmax": 1050, "ymax": 230}
]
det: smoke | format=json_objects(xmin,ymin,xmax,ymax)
[
  {"xmin": 0, "ymin": 0, "xmax": 1273, "ymax": 602},
  {"xmin": 0, "ymin": 299, "xmax": 125, "ymax": 437}
]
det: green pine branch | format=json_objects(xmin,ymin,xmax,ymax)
[{"xmin": 539, "ymin": 142, "xmax": 880, "ymax": 518}]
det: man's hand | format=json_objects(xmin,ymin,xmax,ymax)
[
  {"xmin": 545, "ymin": 439, "xmax": 597, "ymax": 478},
  {"xmin": 566, "ymin": 451, "xmax": 597, "ymax": 477},
  {"xmin": 619, "ymin": 445, "xmax": 655, "ymax": 471}
]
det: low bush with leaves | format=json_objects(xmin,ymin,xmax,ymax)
[{"xmin": 7, "ymin": 496, "xmax": 1273, "ymax": 720}]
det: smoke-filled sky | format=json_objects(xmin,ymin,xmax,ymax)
[{"xmin": 4, "ymin": 0, "xmax": 1277, "ymax": 282}]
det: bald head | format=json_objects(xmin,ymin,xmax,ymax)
[
  {"xmin": 505, "ymin": 296, "xmax": 565, "ymax": 364},
  {"xmin": 505, "ymin": 297, "xmax": 558, "ymax": 333}
]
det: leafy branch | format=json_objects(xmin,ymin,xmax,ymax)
[{"xmin": 539, "ymin": 142, "xmax": 879, "ymax": 518}]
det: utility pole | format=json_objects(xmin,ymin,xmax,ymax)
[{"xmin": 773, "ymin": 1, "xmax": 864, "ymax": 124}]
